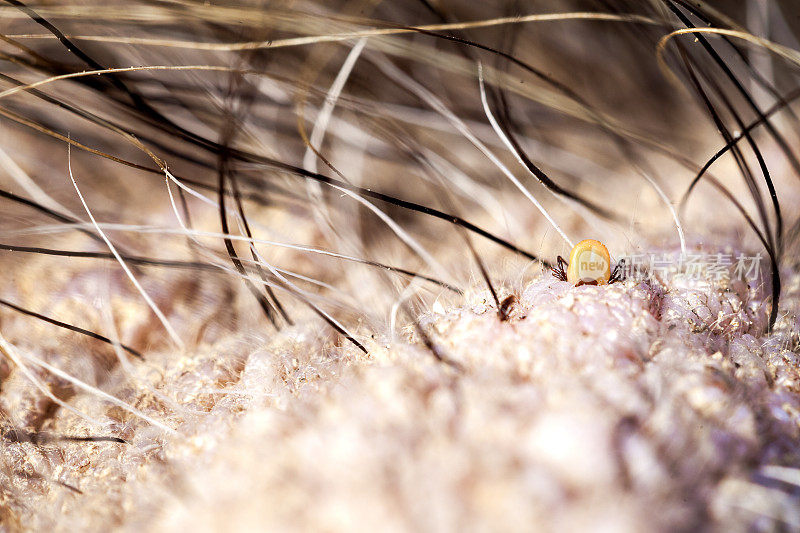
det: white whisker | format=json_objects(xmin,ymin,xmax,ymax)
[{"xmin": 67, "ymin": 146, "xmax": 185, "ymax": 350}]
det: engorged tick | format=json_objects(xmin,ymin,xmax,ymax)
[{"xmin": 551, "ymin": 239, "xmax": 625, "ymax": 286}]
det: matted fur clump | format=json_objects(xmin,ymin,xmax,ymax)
[{"xmin": 1, "ymin": 0, "xmax": 800, "ymax": 531}]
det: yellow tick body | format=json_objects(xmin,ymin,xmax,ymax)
[{"xmin": 566, "ymin": 239, "xmax": 611, "ymax": 285}]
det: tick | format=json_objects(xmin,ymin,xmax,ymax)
[{"xmin": 551, "ymin": 239, "xmax": 625, "ymax": 286}]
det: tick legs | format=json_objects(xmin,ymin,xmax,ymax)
[{"xmin": 551, "ymin": 256, "xmax": 568, "ymax": 281}]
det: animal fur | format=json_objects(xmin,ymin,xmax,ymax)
[{"xmin": 0, "ymin": 0, "xmax": 799, "ymax": 531}]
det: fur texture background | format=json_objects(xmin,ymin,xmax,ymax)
[{"xmin": 0, "ymin": 0, "xmax": 799, "ymax": 531}]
